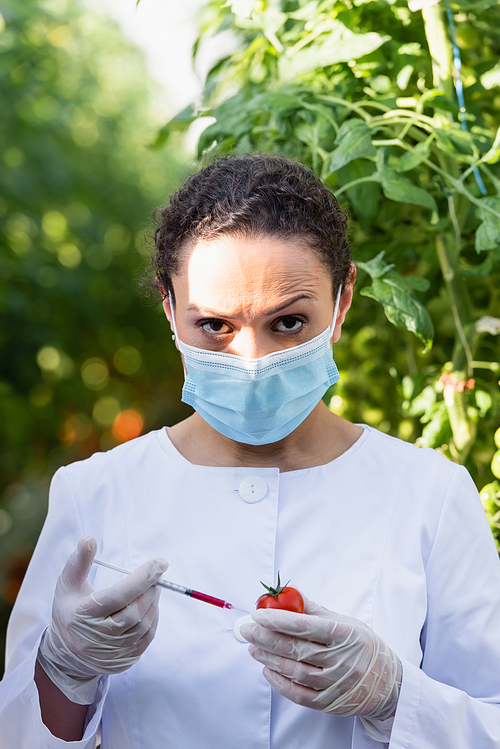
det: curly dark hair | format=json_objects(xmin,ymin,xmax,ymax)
[{"xmin": 150, "ymin": 154, "xmax": 352, "ymax": 301}]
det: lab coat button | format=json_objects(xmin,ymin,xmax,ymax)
[
  {"xmin": 233, "ymin": 615, "xmax": 254, "ymax": 642},
  {"xmin": 238, "ymin": 476, "xmax": 268, "ymax": 503}
]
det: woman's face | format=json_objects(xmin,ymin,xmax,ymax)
[{"xmin": 163, "ymin": 234, "xmax": 353, "ymax": 358}]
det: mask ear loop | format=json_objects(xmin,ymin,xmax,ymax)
[
  {"xmin": 330, "ymin": 284, "xmax": 343, "ymax": 338},
  {"xmin": 168, "ymin": 291, "xmax": 180, "ymax": 342},
  {"xmin": 168, "ymin": 291, "xmax": 188, "ymax": 376}
]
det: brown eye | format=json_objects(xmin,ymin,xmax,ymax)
[
  {"xmin": 273, "ymin": 316, "xmax": 303, "ymax": 333},
  {"xmin": 200, "ymin": 320, "xmax": 230, "ymax": 335}
]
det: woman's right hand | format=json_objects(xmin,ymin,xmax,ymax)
[{"xmin": 37, "ymin": 536, "xmax": 168, "ymax": 704}]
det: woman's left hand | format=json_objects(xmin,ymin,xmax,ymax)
[{"xmin": 239, "ymin": 596, "xmax": 401, "ymax": 721}]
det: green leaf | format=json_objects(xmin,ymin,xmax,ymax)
[
  {"xmin": 419, "ymin": 402, "xmax": 451, "ymax": 449},
  {"xmin": 151, "ymin": 103, "xmax": 197, "ymax": 149},
  {"xmin": 461, "ymin": 255, "xmax": 495, "ymax": 277},
  {"xmin": 481, "ymin": 62, "xmax": 500, "ymax": 91},
  {"xmin": 484, "ymin": 126, "xmax": 500, "ymax": 165},
  {"xmin": 476, "ymin": 222, "xmax": 500, "ymax": 252},
  {"xmin": 377, "ymin": 169, "xmax": 437, "ymax": 211},
  {"xmin": 197, "ymin": 94, "xmax": 255, "ymax": 148},
  {"xmin": 336, "ymin": 160, "xmax": 381, "ymax": 223},
  {"xmin": 360, "ymin": 275, "xmax": 434, "ymax": 351},
  {"xmin": 295, "ymin": 119, "xmax": 329, "ymax": 150},
  {"xmin": 288, "ymin": 1, "xmax": 325, "ymax": 21},
  {"xmin": 434, "ymin": 128, "xmax": 475, "ymax": 159},
  {"xmin": 401, "ymin": 374, "xmax": 416, "ymax": 402},
  {"xmin": 357, "ymin": 251, "xmax": 394, "ymax": 279},
  {"xmin": 417, "ymin": 89, "xmax": 458, "ymax": 116},
  {"xmin": 251, "ymin": 9, "xmax": 288, "ymax": 35},
  {"xmin": 328, "ymin": 119, "xmax": 376, "ymax": 172},
  {"xmin": 257, "ymin": 92, "xmax": 301, "ymax": 115},
  {"xmin": 279, "ymin": 23, "xmax": 389, "ymax": 79},
  {"xmin": 250, "ymin": 9, "xmax": 288, "ymax": 51},
  {"xmin": 403, "ymin": 276, "xmax": 430, "ymax": 292},
  {"xmin": 475, "ymin": 196, "xmax": 500, "ymax": 251},
  {"xmin": 404, "ymin": 384, "xmax": 436, "ymax": 418},
  {"xmin": 396, "ymin": 142, "xmax": 430, "ymax": 173},
  {"xmin": 396, "ymin": 63, "xmax": 414, "ymax": 91},
  {"xmin": 226, "ymin": 0, "xmax": 255, "ymax": 18},
  {"xmin": 475, "ymin": 389, "xmax": 492, "ymax": 418},
  {"xmin": 477, "ymin": 196, "xmax": 500, "ymax": 222}
]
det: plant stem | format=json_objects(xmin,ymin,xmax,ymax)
[
  {"xmin": 421, "ymin": 4, "xmax": 454, "ymax": 102},
  {"xmin": 334, "ymin": 175, "xmax": 378, "ymax": 197},
  {"xmin": 472, "ymin": 361, "xmax": 500, "ymax": 372},
  {"xmin": 435, "ymin": 233, "xmax": 476, "ymax": 461},
  {"xmin": 447, "ymin": 195, "xmax": 462, "ymax": 256},
  {"xmin": 481, "ymin": 165, "xmax": 500, "ymax": 193},
  {"xmin": 316, "ymin": 95, "xmax": 387, "ymax": 119},
  {"xmin": 405, "ymin": 334, "xmax": 418, "ymax": 377}
]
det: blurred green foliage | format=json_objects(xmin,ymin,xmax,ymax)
[{"xmin": 0, "ymin": 0, "xmax": 191, "ymax": 669}]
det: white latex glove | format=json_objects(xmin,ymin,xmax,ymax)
[
  {"xmin": 239, "ymin": 596, "xmax": 402, "ymax": 743},
  {"xmin": 37, "ymin": 536, "xmax": 168, "ymax": 705}
]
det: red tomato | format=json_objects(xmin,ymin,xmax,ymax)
[{"xmin": 256, "ymin": 572, "xmax": 304, "ymax": 613}]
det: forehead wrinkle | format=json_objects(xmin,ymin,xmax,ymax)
[
  {"xmin": 180, "ymin": 233, "xmax": 331, "ymax": 317},
  {"xmin": 184, "ymin": 234, "xmax": 326, "ymax": 282},
  {"xmin": 187, "ymin": 272, "xmax": 321, "ymax": 319}
]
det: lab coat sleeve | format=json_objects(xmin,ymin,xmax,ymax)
[
  {"xmin": 0, "ymin": 466, "xmax": 108, "ymax": 748},
  {"xmin": 389, "ymin": 464, "xmax": 500, "ymax": 748}
]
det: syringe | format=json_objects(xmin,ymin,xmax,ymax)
[{"xmin": 93, "ymin": 558, "xmax": 248, "ymax": 613}]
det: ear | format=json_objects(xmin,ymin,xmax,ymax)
[
  {"xmin": 331, "ymin": 265, "xmax": 356, "ymax": 343},
  {"xmin": 162, "ymin": 295, "xmax": 173, "ymax": 325}
]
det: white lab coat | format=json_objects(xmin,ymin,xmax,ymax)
[{"xmin": 2, "ymin": 425, "xmax": 500, "ymax": 748}]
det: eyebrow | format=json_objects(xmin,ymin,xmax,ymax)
[
  {"xmin": 186, "ymin": 293, "xmax": 315, "ymax": 318},
  {"xmin": 264, "ymin": 293, "xmax": 315, "ymax": 316}
]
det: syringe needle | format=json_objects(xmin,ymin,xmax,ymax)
[{"xmin": 92, "ymin": 558, "xmax": 247, "ymax": 612}]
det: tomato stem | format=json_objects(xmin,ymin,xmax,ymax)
[{"xmin": 259, "ymin": 571, "xmax": 292, "ymax": 600}]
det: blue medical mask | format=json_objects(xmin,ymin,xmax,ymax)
[{"xmin": 168, "ymin": 286, "xmax": 342, "ymax": 445}]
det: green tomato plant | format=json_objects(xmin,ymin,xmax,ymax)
[{"xmin": 154, "ymin": 0, "xmax": 500, "ymax": 538}]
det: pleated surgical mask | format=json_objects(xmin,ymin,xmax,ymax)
[{"xmin": 168, "ymin": 286, "xmax": 342, "ymax": 445}]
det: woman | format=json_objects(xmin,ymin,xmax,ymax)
[{"xmin": 2, "ymin": 154, "xmax": 500, "ymax": 748}]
